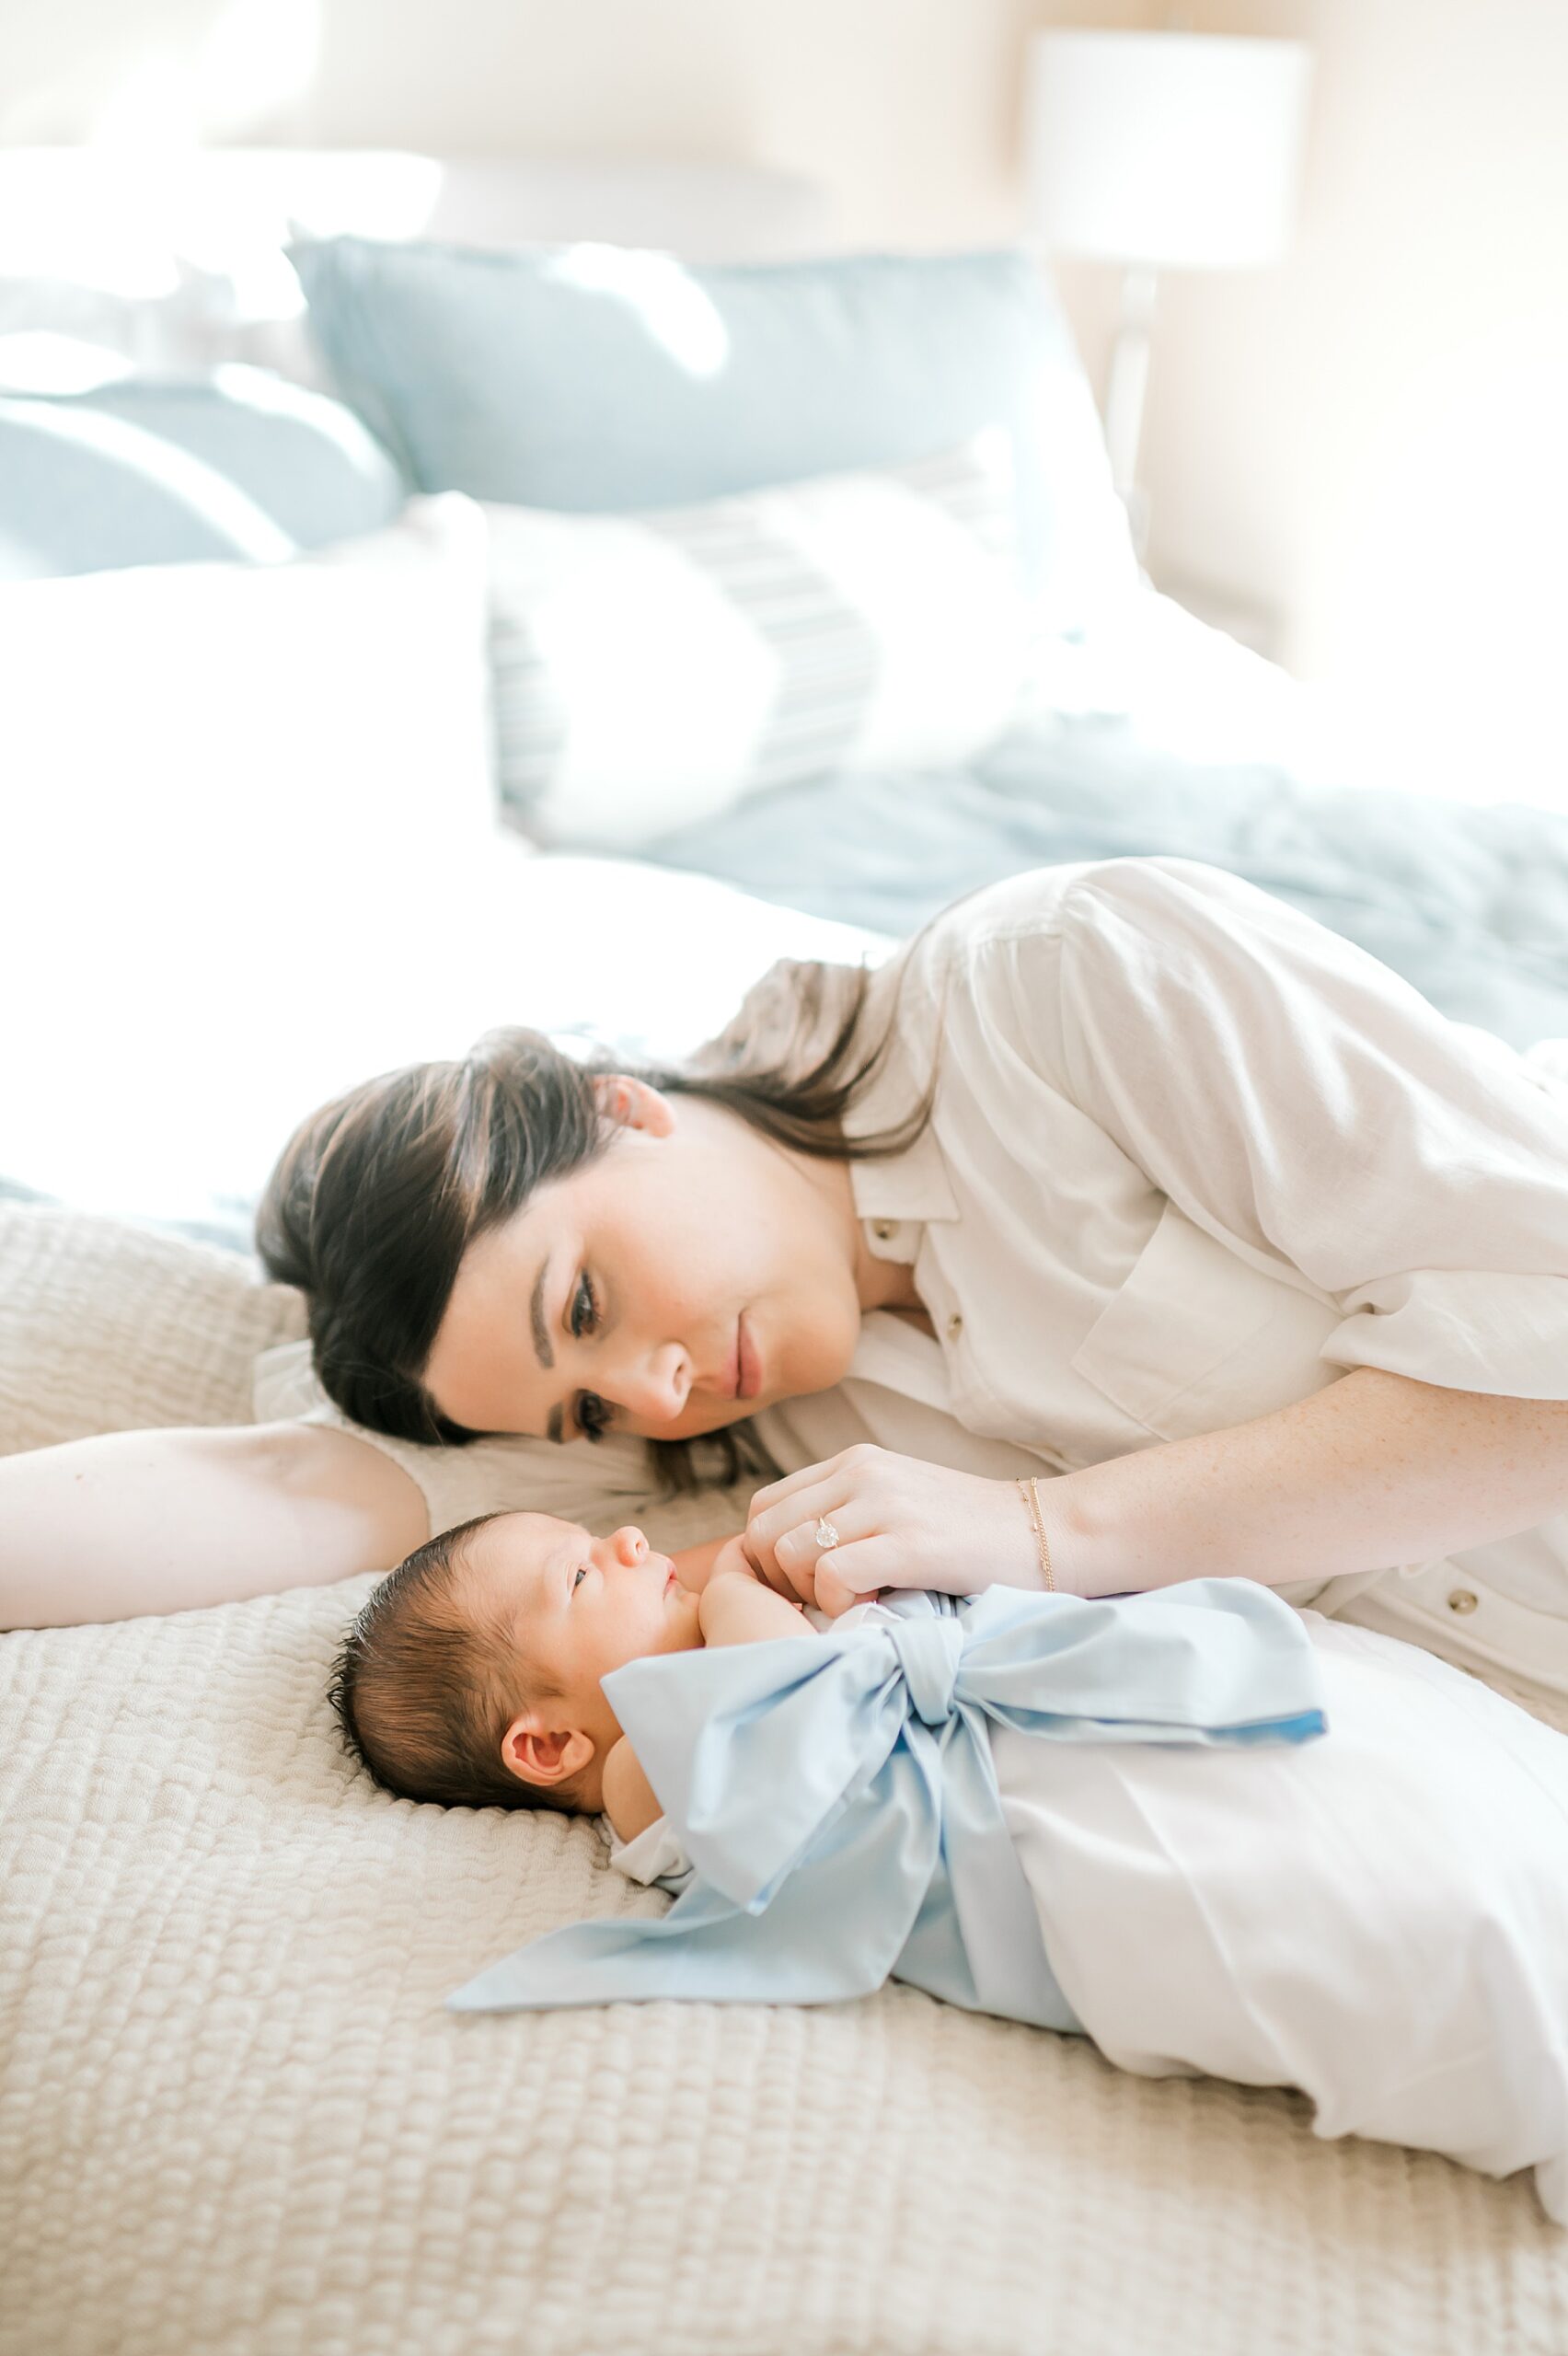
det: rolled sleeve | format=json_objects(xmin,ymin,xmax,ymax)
[{"xmin": 1043, "ymin": 859, "xmax": 1568, "ymax": 1402}]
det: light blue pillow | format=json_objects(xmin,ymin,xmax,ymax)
[
  {"xmin": 0, "ymin": 370, "xmax": 406, "ymax": 577},
  {"xmin": 292, "ymin": 237, "xmax": 1136, "ymax": 634}
]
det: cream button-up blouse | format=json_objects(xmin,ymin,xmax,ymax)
[{"xmin": 254, "ymin": 859, "xmax": 1568, "ymax": 1696}]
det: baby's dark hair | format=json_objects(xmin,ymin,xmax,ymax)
[{"xmin": 329, "ymin": 1512, "xmax": 586, "ymax": 1813}]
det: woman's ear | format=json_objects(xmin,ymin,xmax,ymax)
[
  {"xmin": 591, "ymin": 1073, "xmax": 676, "ymax": 1138},
  {"xmin": 500, "ymin": 1712, "xmax": 598, "ymax": 1791}
]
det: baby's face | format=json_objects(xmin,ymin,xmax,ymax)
[{"xmin": 461, "ymin": 1511, "xmax": 703, "ymax": 1748}]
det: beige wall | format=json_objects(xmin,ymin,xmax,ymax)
[
  {"xmin": 6, "ymin": 0, "xmax": 1564, "ymax": 791},
  {"xmin": 1126, "ymin": 0, "xmax": 1568, "ymax": 790},
  {"xmin": 0, "ymin": 0, "xmax": 1033, "ymax": 247},
  {"xmin": 1025, "ymin": 0, "xmax": 1567, "ymax": 802}
]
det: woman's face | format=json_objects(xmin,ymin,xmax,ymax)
[{"xmin": 421, "ymin": 1080, "xmax": 868, "ymax": 1445}]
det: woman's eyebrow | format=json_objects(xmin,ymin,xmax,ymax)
[
  {"xmin": 531, "ymin": 1260, "xmax": 570, "ymax": 1444},
  {"xmin": 530, "ymin": 1258, "xmax": 555, "ymax": 1370}
]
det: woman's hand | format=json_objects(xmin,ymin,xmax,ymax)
[{"xmin": 744, "ymin": 1445, "xmax": 1043, "ymax": 1618}]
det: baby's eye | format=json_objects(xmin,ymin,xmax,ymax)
[{"xmin": 572, "ymin": 1565, "xmax": 589, "ymax": 1591}]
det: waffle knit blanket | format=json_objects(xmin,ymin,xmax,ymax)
[{"xmin": 5, "ymin": 1205, "xmax": 1568, "ymax": 2356}]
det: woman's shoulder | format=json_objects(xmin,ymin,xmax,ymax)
[
  {"xmin": 876, "ymin": 863, "xmax": 1104, "ymax": 1024},
  {"xmin": 689, "ymin": 868, "xmax": 1099, "ymax": 1081},
  {"xmin": 686, "ymin": 860, "xmax": 1256, "ymax": 1126},
  {"xmin": 905, "ymin": 859, "xmax": 1290, "ymax": 1018},
  {"xmin": 922, "ymin": 858, "xmax": 1240, "ymax": 964}
]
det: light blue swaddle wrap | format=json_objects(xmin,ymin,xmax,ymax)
[{"xmin": 448, "ymin": 1578, "xmax": 1328, "ymax": 2025}]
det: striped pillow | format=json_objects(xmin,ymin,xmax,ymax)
[{"xmin": 485, "ymin": 429, "xmax": 1031, "ymax": 849}]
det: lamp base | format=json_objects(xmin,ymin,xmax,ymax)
[
  {"xmin": 1104, "ymin": 264, "xmax": 1158, "ymax": 564},
  {"xmin": 1158, "ymin": 571, "xmax": 1285, "ymax": 664}
]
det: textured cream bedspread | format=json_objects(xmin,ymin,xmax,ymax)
[{"xmin": 4, "ymin": 1206, "xmax": 1568, "ymax": 2356}]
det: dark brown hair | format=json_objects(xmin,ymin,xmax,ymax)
[
  {"xmin": 256, "ymin": 958, "xmax": 935, "ymax": 1490},
  {"xmin": 328, "ymin": 1512, "xmax": 575, "ymax": 1811}
]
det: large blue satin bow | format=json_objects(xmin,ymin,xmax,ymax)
[{"xmin": 449, "ymin": 1578, "xmax": 1327, "ymax": 2026}]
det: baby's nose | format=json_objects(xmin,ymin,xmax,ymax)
[{"xmin": 608, "ymin": 1525, "xmax": 649, "ymax": 1568}]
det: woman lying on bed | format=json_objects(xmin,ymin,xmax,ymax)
[
  {"xmin": 326, "ymin": 1505, "xmax": 1568, "ymax": 2221},
  {"xmin": 6, "ymin": 858, "xmax": 1568, "ymax": 1715}
]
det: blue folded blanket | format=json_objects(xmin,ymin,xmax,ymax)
[{"xmin": 649, "ymin": 717, "xmax": 1568, "ymax": 1050}]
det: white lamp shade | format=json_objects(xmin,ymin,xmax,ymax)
[{"xmin": 1025, "ymin": 31, "xmax": 1314, "ymax": 271}]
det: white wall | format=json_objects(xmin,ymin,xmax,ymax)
[
  {"xmin": 0, "ymin": 0, "xmax": 1032, "ymax": 248},
  {"xmin": 1123, "ymin": 0, "xmax": 1568, "ymax": 802}
]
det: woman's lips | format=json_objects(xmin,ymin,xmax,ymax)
[{"xmin": 737, "ymin": 1312, "xmax": 762, "ymax": 1402}]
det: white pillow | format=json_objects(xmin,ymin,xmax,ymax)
[
  {"xmin": 0, "ymin": 487, "xmax": 908, "ymax": 1243},
  {"xmin": 0, "ymin": 496, "xmax": 505, "ymax": 1229},
  {"xmin": 486, "ymin": 430, "xmax": 1032, "ymax": 849}
]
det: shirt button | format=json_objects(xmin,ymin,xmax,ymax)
[
  {"xmin": 946, "ymin": 1312, "xmax": 963, "ymax": 1341},
  {"xmin": 1447, "ymin": 1588, "xmax": 1480, "ymax": 1615}
]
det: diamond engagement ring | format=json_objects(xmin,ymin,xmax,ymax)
[{"xmin": 813, "ymin": 1517, "xmax": 840, "ymax": 1552}]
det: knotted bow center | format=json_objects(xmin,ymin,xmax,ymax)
[{"xmin": 888, "ymin": 1614, "xmax": 963, "ymax": 1726}]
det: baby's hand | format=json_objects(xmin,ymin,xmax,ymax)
[
  {"xmin": 706, "ymin": 1534, "xmax": 767, "ymax": 1588},
  {"xmin": 698, "ymin": 1555, "xmax": 811, "ymax": 1647},
  {"xmin": 669, "ymin": 1533, "xmax": 757, "ymax": 1593}
]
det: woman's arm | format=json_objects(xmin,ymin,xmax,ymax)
[
  {"xmin": 1051, "ymin": 1368, "xmax": 1568, "ymax": 1600},
  {"xmin": 750, "ymin": 863, "xmax": 1568, "ymax": 1611},
  {"xmin": 743, "ymin": 1372, "xmax": 1568, "ymax": 1611},
  {"xmin": 0, "ymin": 1421, "xmax": 429, "ymax": 1628}
]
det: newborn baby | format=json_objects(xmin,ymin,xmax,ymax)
[
  {"xmin": 331, "ymin": 1512, "xmax": 791, "ymax": 1835},
  {"xmin": 333, "ymin": 1507, "xmax": 1568, "ymax": 2223}
]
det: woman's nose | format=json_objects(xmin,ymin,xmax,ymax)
[{"xmin": 609, "ymin": 1343, "xmax": 690, "ymax": 1429}]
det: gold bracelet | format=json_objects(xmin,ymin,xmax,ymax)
[{"xmin": 1016, "ymin": 1474, "xmax": 1055, "ymax": 1593}]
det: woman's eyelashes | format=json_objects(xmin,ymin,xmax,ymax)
[
  {"xmin": 576, "ymin": 1392, "xmax": 612, "ymax": 1442},
  {"xmin": 568, "ymin": 1272, "xmax": 610, "ymax": 1441}
]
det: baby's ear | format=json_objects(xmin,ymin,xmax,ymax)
[{"xmin": 500, "ymin": 1712, "xmax": 596, "ymax": 1791}]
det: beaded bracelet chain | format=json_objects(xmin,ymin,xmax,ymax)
[{"xmin": 1016, "ymin": 1474, "xmax": 1055, "ymax": 1592}]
